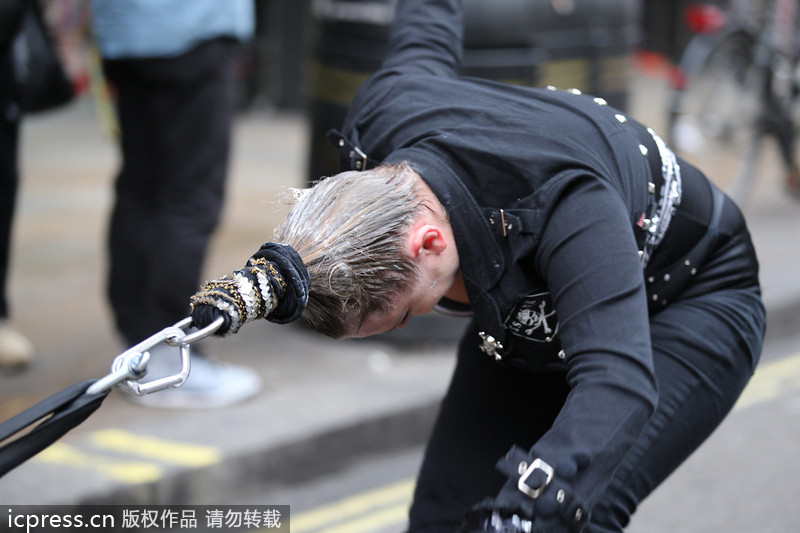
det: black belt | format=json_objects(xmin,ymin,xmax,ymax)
[
  {"xmin": 644, "ymin": 184, "xmax": 723, "ymax": 313},
  {"xmin": 628, "ymin": 122, "xmax": 721, "ymax": 313}
]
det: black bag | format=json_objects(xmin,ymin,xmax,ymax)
[{"xmin": 11, "ymin": 0, "xmax": 74, "ymax": 113}]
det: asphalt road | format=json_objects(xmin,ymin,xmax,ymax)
[{"xmin": 233, "ymin": 326, "xmax": 800, "ymax": 533}]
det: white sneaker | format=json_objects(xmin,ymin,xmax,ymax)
[
  {"xmin": 0, "ymin": 320, "xmax": 34, "ymax": 369},
  {"xmin": 126, "ymin": 344, "xmax": 262, "ymax": 409}
]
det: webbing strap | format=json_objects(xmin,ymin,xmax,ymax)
[{"xmin": 0, "ymin": 379, "xmax": 108, "ymax": 478}]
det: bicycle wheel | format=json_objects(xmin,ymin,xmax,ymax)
[{"xmin": 669, "ymin": 29, "xmax": 762, "ymax": 204}]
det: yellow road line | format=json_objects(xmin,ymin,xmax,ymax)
[
  {"xmin": 314, "ymin": 504, "xmax": 410, "ymax": 533},
  {"xmin": 33, "ymin": 429, "xmax": 221, "ymax": 484},
  {"xmin": 735, "ymin": 351, "xmax": 800, "ymax": 410},
  {"xmin": 291, "ymin": 479, "xmax": 414, "ymax": 533},
  {"xmin": 90, "ymin": 428, "xmax": 222, "ymax": 467},
  {"xmin": 35, "ymin": 442, "xmax": 162, "ymax": 483}
]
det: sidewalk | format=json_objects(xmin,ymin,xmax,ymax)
[{"xmin": 1, "ymin": 72, "xmax": 798, "ymax": 505}]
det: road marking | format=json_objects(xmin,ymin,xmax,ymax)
[
  {"xmin": 735, "ymin": 351, "xmax": 800, "ymax": 410},
  {"xmin": 314, "ymin": 504, "xmax": 410, "ymax": 533},
  {"xmin": 32, "ymin": 429, "xmax": 221, "ymax": 484},
  {"xmin": 290, "ymin": 479, "xmax": 414, "ymax": 533},
  {"xmin": 90, "ymin": 428, "xmax": 222, "ymax": 467},
  {"xmin": 35, "ymin": 442, "xmax": 162, "ymax": 483}
]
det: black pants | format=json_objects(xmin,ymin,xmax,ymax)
[
  {"xmin": 0, "ymin": 48, "xmax": 20, "ymax": 319},
  {"xmin": 408, "ymin": 188, "xmax": 765, "ymax": 532},
  {"xmin": 102, "ymin": 38, "xmax": 240, "ymax": 345}
]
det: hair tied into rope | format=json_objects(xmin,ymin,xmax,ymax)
[{"xmin": 190, "ymin": 243, "xmax": 310, "ymax": 335}]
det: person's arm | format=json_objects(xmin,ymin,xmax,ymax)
[
  {"xmin": 381, "ymin": 0, "xmax": 463, "ymax": 77},
  {"xmin": 484, "ymin": 175, "xmax": 658, "ymax": 531}
]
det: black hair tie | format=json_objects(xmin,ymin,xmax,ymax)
[{"xmin": 189, "ymin": 243, "xmax": 310, "ymax": 335}]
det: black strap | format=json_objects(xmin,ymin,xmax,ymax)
[
  {"xmin": 326, "ymin": 129, "xmax": 379, "ymax": 171},
  {"xmin": 0, "ymin": 379, "xmax": 109, "ymax": 478}
]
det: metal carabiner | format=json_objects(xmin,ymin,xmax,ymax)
[
  {"xmin": 167, "ymin": 316, "xmax": 225, "ymax": 346},
  {"xmin": 87, "ymin": 316, "xmax": 225, "ymax": 396},
  {"xmin": 85, "ymin": 350, "xmax": 150, "ymax": 395}
]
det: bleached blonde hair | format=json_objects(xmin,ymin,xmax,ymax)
[{"xmin": 277, "ymin": 162, "xmax": 423, "ymax": 338}]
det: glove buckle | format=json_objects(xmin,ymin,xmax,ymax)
[{"xmin": 517, "ymin": 458, "xmax": 554, "ymax": 499}]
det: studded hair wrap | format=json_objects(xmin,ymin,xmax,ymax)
[{"xmin": 190, "ymin": 243, "xmax": 310, "ymax": 335}]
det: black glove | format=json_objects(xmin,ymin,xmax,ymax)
[{"xmin": 460, "ymin": 446, "xmax": 591, "ymax": 533}]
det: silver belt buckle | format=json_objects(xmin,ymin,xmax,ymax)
[{"xmin": 517, "ymin": 458, "xmax": 554, "ymax": 499}]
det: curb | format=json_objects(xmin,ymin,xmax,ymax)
[{"xmin": 59, "ymin": 293, "xmax": 800, "ymax": 505}]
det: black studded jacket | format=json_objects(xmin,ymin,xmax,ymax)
[{"xmin": 330, "ymin": 0, "xmax": 742, "ymax": 528}]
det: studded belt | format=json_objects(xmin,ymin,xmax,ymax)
[{"xmin": 632, "ymin": 121, "xmax": 683, "ymax": 269}]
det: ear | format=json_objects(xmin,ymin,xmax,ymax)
[{"xmin": 408, "ymin": 224, "xmax": 447, "ymax": 258}]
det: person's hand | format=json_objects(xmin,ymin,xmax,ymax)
[{"xmin": 475, "ymin": 446, "xmax": 590, "ymax": 532}]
